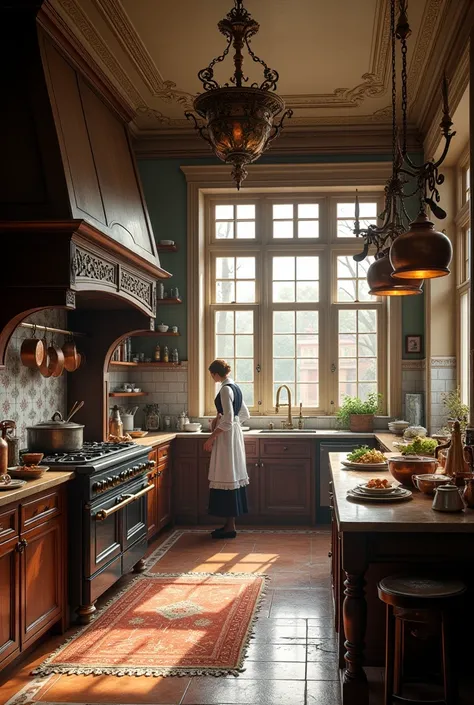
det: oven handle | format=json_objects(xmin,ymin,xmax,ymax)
[{"xmin": 94, "ymin": 483, "xmax": 153, "ymax": 521}]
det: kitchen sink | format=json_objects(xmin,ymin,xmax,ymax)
[{"xmin": 256, "ymin": 429, "xmax": 317, "ymax": 433}]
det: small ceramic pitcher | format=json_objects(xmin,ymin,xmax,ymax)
[{"xmin": 432, "ymin": 484, "xmax": 465, "ymax": 512}]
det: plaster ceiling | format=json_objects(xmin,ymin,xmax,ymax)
[{"xmin": 47, "ymin": 0, "xmax": 465, "ymax": 142}]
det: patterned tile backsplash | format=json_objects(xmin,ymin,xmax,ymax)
[{"xmin": 0, "ymin": 310, "xmax": 67, "ymax": 446}]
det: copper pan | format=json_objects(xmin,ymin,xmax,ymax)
[
  {"xmin": 38, "ymin": 334, "xmax": 52, "ymax": 378},
  {"xmin": 62, "ymin": 338, "xmax": 79, "ymax": 372},
  {"xmin": 47, "ymin": 343, "xmax": 65, "ymax": 377},
  {"xmin": 20, "ymin": 328, "xmax": 46, "ymax": 369}
]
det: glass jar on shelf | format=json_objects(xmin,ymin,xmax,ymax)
[{"xmin": 144, "ymin": 404, "xmax": 160, "ymax": 431}]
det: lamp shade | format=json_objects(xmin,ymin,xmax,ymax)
[
  {"xmin": 367, "ymin": 251, "xmax": 423, "ymax": 296},
  {"xmin": 390, "ymin": 211, "xmax": 452, "ymax": 279}
]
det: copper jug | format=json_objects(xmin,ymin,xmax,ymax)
[
  {"xmin": 0, "ymin": 421, "xmax": 10, "ymax": 476},
  {"xmin": 436, "ymin": 421, "xmax": 470, "ymax": 484}
]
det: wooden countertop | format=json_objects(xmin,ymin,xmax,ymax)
[
  {"xmin": 0, "ymin": 470, "xmax": 75, "ymax": 508},
  {"xmin": 329, "ymin": 452, "xmax": 474, "ymax": 533},
  {"xmin": 131, "ymin": 432, "xmax": 177, "ymax": 447}
]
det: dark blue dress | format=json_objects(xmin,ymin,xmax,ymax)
[{"xmin": 208, "ymin": 383, "xmax": 249, "ymax": 518}]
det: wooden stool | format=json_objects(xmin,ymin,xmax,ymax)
[{"xmin": 378, "ymin": 576, "xmax": 466, "ymax": 705}]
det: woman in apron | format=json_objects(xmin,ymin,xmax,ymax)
[{"xmin": 203, "ymin": 359, "xmax": 250, "ymax": 538}]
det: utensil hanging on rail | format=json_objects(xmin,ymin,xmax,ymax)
[
  {"xmin": 62, "ymin": 337, "xmax": 79, "ymax": 372},
  {"xmin": 20, "ymin": 326, "xmax": 46, "ymax": 369},
  {"xmin": 38, "ymin": 330, "xmax": 52, "ymax": 378},
  {"xmin": 47, "ymin": 338, "xmax": 65, "ymax": 377}
]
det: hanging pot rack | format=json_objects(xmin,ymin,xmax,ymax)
[{"xmin": 19, "ymin": 322, "xmax": 86, "ymax": 338}]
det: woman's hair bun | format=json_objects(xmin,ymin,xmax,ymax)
[{"xmin": 208, "ymin": 359, "xmax": 231, "ymax": 376}]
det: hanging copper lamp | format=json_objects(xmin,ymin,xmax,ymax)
[
  {"xmin": 185, "ymin": 0, "xmax": 292, "ymax": 189},
  {"xmin": 390, "ymin": 210, "xmax": 452, "ymax": 279},
  {"xmin": 367, "ymin": 249, "xmax": 423, "ymax": 296}
]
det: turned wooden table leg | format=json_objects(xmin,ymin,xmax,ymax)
[{"xmin": 341, "ymin": 533, "xmax": 369, "ymax": 705}]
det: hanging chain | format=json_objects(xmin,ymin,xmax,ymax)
[
  {"xmin": 396, "ymin": 0, "xmax": 410, "ymax": 158},
  {"xmin": 390, "ymin": 0, "xmax": 397, "ymax": 169}
]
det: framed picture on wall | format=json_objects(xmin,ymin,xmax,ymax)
[{"xmin": 405, "ymin": 334, "xmax": 422, "ymax": 354}]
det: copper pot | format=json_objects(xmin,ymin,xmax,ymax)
[
  {"xmin": 20, "ymin": 335, "xmax": 46, "ymax": 369},
  {"xmin": 47, "ymin": 344, "xmax": 65, "ymax": 377},
  {"xmin": 62, "ymin": 338, "xmax": 79, "ymax": 372},
  {"xmin": 388, "ymin": 455, "xmax": 438, "ymax": 486},
  {"xmin": 38, "ymin": 335, "xmax": 52, "ymax": 378}
]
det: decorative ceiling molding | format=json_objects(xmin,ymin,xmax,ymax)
[
  {"xmin": 406, "ymin": 0, "xmax": 445, "ymax": 107},
  {"xmin": 92, "ymin": 0, "xmax": 195, "ymax": 110},
  {"xmin": 133, "ymin": 125, "xmax": 421, "ymax": 159}
]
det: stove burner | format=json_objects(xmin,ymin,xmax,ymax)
[{"xmin": 41, "ymin": 441, "xmax": 136, "ymax": 465}]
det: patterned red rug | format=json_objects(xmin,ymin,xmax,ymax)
[{"xmin": 33, "ymin": 573, "xmax": 266, "ymax": 677}]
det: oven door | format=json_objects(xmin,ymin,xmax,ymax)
[
  {"xmin": 123, "ymin": 478, "xmax": 150, "ymax": 551},
  {"xmin": 86, "ymin": 492, "xmax": 123, "ymax": 578}
]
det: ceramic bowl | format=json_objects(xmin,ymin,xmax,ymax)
[
  {"xmin": 412, "ymin": 473, "xmax": 451, "ymax": 495},
  {"xmin": 388, "ymin": 455, "xmax": 438, "ymax": 487},
  {"xmin": 22, "ymin": 452, "xmax": 44, "ymax": 466},
  {"xmin": 157, "ymin": 324, "xmax": 169, "ymax": 332},
  {"xmin": 184, "ymin": 423, "xmax": 202, "ymax": 433}
]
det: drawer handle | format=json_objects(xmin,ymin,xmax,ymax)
[
  {"xmin": 16, "ymin": 538, "xmax": 28, "ymax": 553},
  {"xmin": 157, "ymin": 470, "xmax": 162, "ymax": 477},
  {"xmin": 328, "ymin": 551, "xmax": 332, "ymax": 558},
  {"xmin": 283, "ymin": 446, "xmax": 288, "ymax": 451},
  {"xmin": 254, "ymin": 462, "xmax": 259, "ymax": 467},
  {"xmin": 161, "ymin": 453, "xmax": 168, "ymax": 458}
]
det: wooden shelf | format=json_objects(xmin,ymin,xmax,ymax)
[
  {"xmin": 157, "ymin": 298, "xmax": 182, "ymax": 304},
  {"xmin": 131, "ymin": 331, "xmax": 180, "ymax": 337},
  {"xmin": 109, "ymin": 392, "xmax": 148, "ymax": 397},
  {"xmin": 157, "ymin": 244, "xmax": 178, "ymax": 252},
  {"xmin": 109, "ymin": 362, "xmax": 182, "ymax": 369}
]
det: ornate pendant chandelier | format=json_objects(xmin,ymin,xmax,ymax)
[{"xmin": 185, "ymin": 0, "xmax": 292, "ymax": 189}]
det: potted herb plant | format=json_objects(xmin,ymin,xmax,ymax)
[
  {"xmin": 336, "ymin": 393, "xmax": 382, "ymax": 433},
  {"xmin": 440, "ymin": 387, "xmax": 469, "ymax": 434}
]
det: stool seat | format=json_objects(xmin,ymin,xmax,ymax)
[
  {"xmin": 378, "ymin": 575, "xmax": 466, "ymax": 705},
  {"xmin": 379, "ymin": 576, "xmax": 466, "ymax": 600}
]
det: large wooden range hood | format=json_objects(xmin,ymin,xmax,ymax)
[
  {"xmin": 0, "ymin": 0, "xmax": 170, "ymax": 355},
  {"xmin": 0, "ymin": 0, "xmax": 171, "ymax": 439}
]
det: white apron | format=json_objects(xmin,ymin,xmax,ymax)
[{"xmin": 208, "ymin": 379, "xmax": 250, "ymax": 490}]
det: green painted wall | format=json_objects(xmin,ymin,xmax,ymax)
[{"xmin": 138, "ymin": 154, "xmax": 425, "ymax": 360}]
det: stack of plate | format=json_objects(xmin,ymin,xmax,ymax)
[
  {"xmin": 341, "ymin": 459, "xmax": 388, "ymax": 471},
  {"xmin": 388, "ymin": 420, "xmax": 410, "ymax": 435},
  {"xmin": 347, "ymin": 482, "xmax": 412, "ymax": 503}
]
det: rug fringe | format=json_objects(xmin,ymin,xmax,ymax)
[{"xmin": 31, "ymin": 665, "xmax": 246, "ymax": 677}]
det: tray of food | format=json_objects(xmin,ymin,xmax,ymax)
[
  {"xmin": 8, "ymin": 465, "xmax": 49, "ymax": 480},
  {"xmin": 341, "ymin": 446, "xmax": 388, "ymax": 470}
]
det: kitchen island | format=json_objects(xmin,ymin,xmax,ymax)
[{"xmin": 329, "ymin": 452, "xmax": 474, "ymax": 705}]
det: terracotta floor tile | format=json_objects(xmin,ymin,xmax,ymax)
[
  {"xmin": 182, "ymin": 676, "xmax": 306, "ymax": 704},
  {"xmin": 35, "ymin": 674, "xmax": 191, "ymax": 704}
]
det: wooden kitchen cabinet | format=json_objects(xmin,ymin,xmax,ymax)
[
  {"xmin": 147, "ymin": 450, "xmax": 158, "ymax": 540},
  {"xmin": 0, "ymin": 530, "xmax": 20, "ymax": 668},
  {"xmin": 21, "ymin": 516, "xmax": 63, "ymax": 648},
  {"xmin": 157, "ymin": 459, "xmax": 172, "ymax": 530},
  {"xmin": 147, "ymin": 445, "xmax": 172, "ymax": 541},
  {"xmin": 0, "ymin": 487, "xmax": 66, "ymax": 673},
  {"xmin": 259, "ymin": 458, "xmax": 312, "ymax": 523}
]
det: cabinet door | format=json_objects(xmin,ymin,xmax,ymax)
[
  {"xmin": 260, "ymin": 458, "xmax": 312, "ymax": 523},
  {"xmin": 0, "ymin": 534, "xmax": 20, "ymax": 668},
  {"xmin": 238, "ymin": 462, "xmax": 261, "ymax": 524},
  {"xmin": 147, "ymin": 450, "xmax": 158, "ymax": 540},
  {"xmin": 21, "ymin": 516, "xmax": 63, "ymax": 648},
  {"xmin": 157, "ymin": 461, "xmax": 172, "ymax": 530},
  {"xmin": 173, "ymin": 457, "xmax": 198, "ymax": 524},
  {"xmin": 198, "ymin": 458, "xmax": 213, "ymax": 524}
]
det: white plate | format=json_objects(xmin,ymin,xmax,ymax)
[
  {"xmin": 241, "ymin": 426, "xmax": 250, "ymax": 431},
  {"xmin": 341, "ymin": 460, "xmax": 388, "ymax": 470},
  {"xmin": 356, "ymin": 482, "xmax": 396, "ymax": 495},
  {"xmin": 347, "ymin": 488, "xmax": 412, "ymax": 503},
  {"xmin": 0, "ymin": 479, "xmax": 26, "ymax": 490},
  {"xmin": 352, "ymin": 485, "xmax": 405, "ymax": 498}
]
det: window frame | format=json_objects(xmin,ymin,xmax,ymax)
[
  {"xmin": 455, "ymin": 146, "xmax": 470, "ymax": 406},
  {"xmin": 204, "ymin": 191, "xmax": 386, "ymax": 416}
]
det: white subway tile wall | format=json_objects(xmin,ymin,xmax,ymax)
[
  {"xmin": 401, "ymin": 361, "xmax": 426, "ymax": 422},
  {"xmin": 429, "ymin": 357, "xmax": 456, "ymax": 434}
]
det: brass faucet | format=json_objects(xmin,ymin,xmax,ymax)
[{"xmin": 275, "ymin": 385, "xmax": 294, "ymax": 429}]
